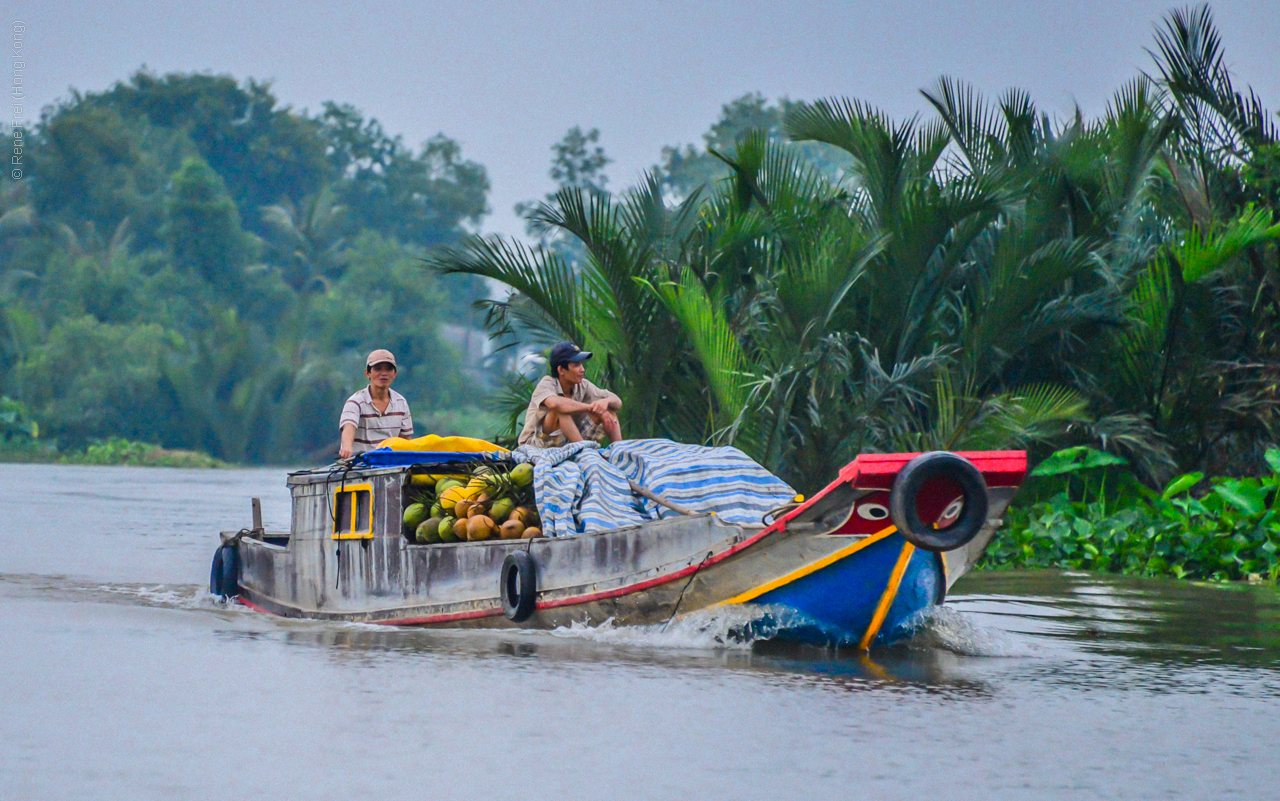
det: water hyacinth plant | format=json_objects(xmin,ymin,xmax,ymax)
[{"xmin": 982, "ymin": 447, "xmax": 1280, "ymax": 582}]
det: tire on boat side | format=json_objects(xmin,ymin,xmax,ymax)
[
  {"xmin": 209, "ymin": 544, "xmax": 240, "ymax": 599},
  {"xmin": 500, "ymin": 551, "xmax": 537, "ymax": 623},
  {"xmin": 889, "ymin": 452, "xmax": 989, "ymax": 553}
]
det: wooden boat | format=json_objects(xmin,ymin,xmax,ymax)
[{"xmin": 213, "ymin": 449, "xmax": 1025, "ymax": 648}]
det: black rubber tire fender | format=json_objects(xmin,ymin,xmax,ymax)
[
  {"xmin": 889, "ymin": 452, "xmax": 989, "ymax": 553},
  {"xmin": 500, "ymin": 551, "xmax": 538, "ymax": 622},
  {"xmin": 209, "ymin": 547, "xmax": 224, "ymax": 596},
  {"xmin": 209, "ymin": 544, "xmax": 240, "ymax": 599}
]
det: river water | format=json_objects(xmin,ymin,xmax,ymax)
[{"xmin": 1, "ymin": 463, "xmax": 1278, "ymax": 800}]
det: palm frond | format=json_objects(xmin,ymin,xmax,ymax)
[
  {"xmin": 1174, "ymin": 205, "xmax": 1280, "ymax": 283},
  {"xmin": 945, "ymin": 382, "xmax": 1090, "ymax": 452},
  {"xmin": 483, "ymin": 371, "xmax": 538, "ymax": 448},
  {"xmin": 643, "ymin": 267, "xmax": 750, "ymax": 433},
  {"xmin": 1108, "ymin": 256, "xmax": 1175, "ymax": 414},
  {"xmin": 426, "ymin": 236, "xmax": 587, "ymax": 345},
  {"xmin": 923, "ymin": 77, "xmax": 1005, "ymax": 171},
  {"xmin": 1151, "ymin": 4, "xmax": 1277, "ymax": 151},
  {"xmin": 1067, "ymin": 412, "xmax": 1177, "ymax": 483}
]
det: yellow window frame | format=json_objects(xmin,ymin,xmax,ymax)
[{"xmin": 332, "ymin": 483, "xmax": 375, "ymax": 539}]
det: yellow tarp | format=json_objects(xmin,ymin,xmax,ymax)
[{"xmin": 377, "ymin": 434, "xmax": 509, "ymax": 454}]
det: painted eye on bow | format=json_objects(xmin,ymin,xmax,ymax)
[
  {"xmin": 856, "ymin": 503, "xmax": 889, "ymax": 520},
  {"xmin": 941, "ymin": 498, "xmax": 965, "ymax": 519}
]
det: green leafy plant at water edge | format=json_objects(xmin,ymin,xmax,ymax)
[
  {"xmin": 0, "ymin": 396, "xmax": 39, "ymax": 441},
  {"xmin": 0, "ymin": 397, "xmax": 58, "ymax": 460},
  {"xmin": 64, "ymin": 437, "xmax": 227, "ymax": 468},
  {"xmin": 982, "ymin": 447, "xmax": 1280, "ymax": 582}
]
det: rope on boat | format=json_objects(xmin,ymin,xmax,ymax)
[
  {"xmin": 320, "ymin": 461, "xmax": 358, "ymax": 590},
  {"xmin": 662, "ymin": 550, "xmax": 715, "ymax": 632},
  {"xmin": 761, "ymin": 502, "xmax": 801, "ymax": 526},
  {"xmin": 218, "ymin": 527, "xmax": 252, "ymax": 546}
]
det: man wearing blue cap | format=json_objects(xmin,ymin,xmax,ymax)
[{"xmin": 518, "ymin": 341, "xmax": 622, "ymax": 448}]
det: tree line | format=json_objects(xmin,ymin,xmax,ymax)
[
  {"xmin": 0, "ymin": 70, "xmax": 495, "ymax": 462},
  {"xmin": 0, "ymin": 58, "xmax": 881, "ymax": 464}
]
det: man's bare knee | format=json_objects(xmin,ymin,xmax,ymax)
[{"xmin": 557, "ymin": 413, "xmax": 584, "ymax": 442}]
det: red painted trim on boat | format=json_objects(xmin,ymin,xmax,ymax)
[
  {"xmin": 843, "ymin": 450, "xmax": 1027, "ymax": 489},
  {"xmin": 233, "ymin": 518, "xmax": 831, "ymax": 624},
  {"xmin": 535, "ymin": 525, "xmax": 774, "ymax": 609},
  {"xmin": 808, "ymin": 451, "xmax": 1025, "ymax": 517},
  {"xmin": 237, "ymin": 596, "xmax": 274, "ymax": 616},
  {"xmin": 378, "ymin": 607, "xmax": 504, "ymax": 625},
  {"xmin": 384, "ymin": 523, "xmax": 786, "ymax": 623},
  {"xmin": 234, "ymin": 524, "xmax": 784, "ymax": 625}
]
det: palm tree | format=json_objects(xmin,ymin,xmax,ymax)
[
  {"xmin": 1085, "ymin": 5, "xmax": 1280, "ymax": 477},
  {"xmin": 428, "ymin": 176, "xmax": 706, "ymax": 442},
  {"xmin": 259, "ymin": 184, "xmax": 348, "ymax": 293},
  {"xmin": 646, "ymin": 132, "xmax": 939, "ymax": 483}
]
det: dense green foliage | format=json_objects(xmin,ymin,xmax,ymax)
[
  {"xmin": 983, "ymin": 446, "xmax": 1280, "ymax": 582},
  {"xmin": 2, "ymin": 71, "xmax": 494, "ymax": 462},
  {"xmin": 657, "ymin": 93, "xmax": 852, "ymax": 200},
  {"xmin": 438, "ymin": 6, "xmax": 1280, "ymax": 494}
]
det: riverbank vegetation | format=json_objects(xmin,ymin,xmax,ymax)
[
  {"xmin": 1, "ymin": 73, "xmax": 496, "ymax": 463},
  {"xmin": 982, "ymin": 446, "xmax": 1280, "ymax": 582},
  {"xmin": 426, "ymin": 6, "xmax": 1280, "ymax": 582}
]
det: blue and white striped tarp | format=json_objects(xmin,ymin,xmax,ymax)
[
  {"xmin": 512, "ymin": 441, "xmax": 647, "ymax": 538},
  {"xmin": 511, "ymin": 438, "xmax": 796, "ymax": 537}
]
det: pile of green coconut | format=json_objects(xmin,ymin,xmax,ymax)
[{"xmin": 402, "ymin": 462, "xmax": 543, "ymax": 543}]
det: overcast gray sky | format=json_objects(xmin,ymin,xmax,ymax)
[{"xmin": 11, "ymin": 0, "xmax": 1278, "ymax": 238}]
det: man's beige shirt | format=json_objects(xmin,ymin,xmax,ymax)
[{"xmin": 517, "ymin": 375, "xmax": 620, "ymax": 447}]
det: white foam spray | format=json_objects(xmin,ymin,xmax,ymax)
[
  {"xmin": 906, "ymin": 604, "xmax": 1035, "ymax": 657},
  {"xmin": 548, "ymin": 603, "xmax": 819, "ymax": 650}
]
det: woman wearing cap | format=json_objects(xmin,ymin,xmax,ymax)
[
  {"xmin": 518, "ymin": 341, "xmax": 622, "ymax": 449},
  {"xmin": 338, "ymin": 349, "xmax": 415, "ymax": 459}
]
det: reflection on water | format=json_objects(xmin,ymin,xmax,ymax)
[
  {"xmin": 2, "ymin": 463, "xmax": 1279, "ymax": 799},
  {"xmin": 255, "ymin": 617, "xmax": 995, "ymax": 700},
  {"xmin": 950, "ymin": 570, "xmax": 1280, "ymax": 670}
]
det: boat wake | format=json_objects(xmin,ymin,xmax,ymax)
[
  {"xmin": 904, "ymin": 604, "xmax": 1034, "ymax": 658},
  {"xmin": 547, "ymin": 601, "xmax": 1028, "ymax": 659},
  {"xmin": 0, "ymin": 572, "xmax": 254, "ymax": 614},
  {"xmin": 549, "ymin": 603, "xmax": 825, "ymax": 651},
  {"xmin": 3, "ymin": 572, "xmax": 1028, "ymax": 660},
  {"xmin": 90, "ymin": 582, "xmax": 230, "ymax": 611}
]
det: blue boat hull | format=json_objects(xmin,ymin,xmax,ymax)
[{"xmin": 747, "ymin": 531, "xmax": 944, "ymax": 647}]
